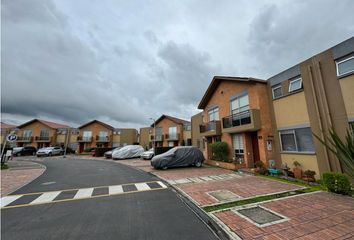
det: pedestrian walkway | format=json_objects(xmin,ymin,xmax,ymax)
[
  {"xmin": 1, "ymin": 181, "xmax": 167, "ymax": 209},
  {"xmin": 166, "ymin": 173, "xmax": 243, "ymax": 185}
]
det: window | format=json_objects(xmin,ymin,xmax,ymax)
[
  {"xmin": 232, "ymin": 134, "xmax": 244, "ymax": 164},
  {"xmin": 231, "ymin": 94, "xmax": 249, "ymax": 115},
  {"xmin": 99, "ymin": 131, "xmax": 108, "ymax": 137},
  {"xmin": 279, "ymin": 127, "xmax": 315, "ymax": 153},
  {"xmin": 183, "ymin": 124, "xmax": 191, "ymax": 131},
  {"xmin": 40, "ymin": 129, "xmax": 49, "ymax": 139},
  {"xmin": 336, "ymin": 56, "xmax": 354, "ymax": 77},
  {"xmin": 288, "ymin": 78, "xmax": 302, "ymax": 92},
  {"xmin": 208, "ymin": 107, "xmax": 219, "ymax": 121},
  {"xmin": 23, "ymin": 129, "xmax": 32, "ymax": 138},
  {"xmin": 169, "ymin": 126, "xmax": 177, "ymax": 139},
  {"xmin": 114, "ymin": 129, "xmax": 121, "ymax": 135},
  {"xmin": 272, "ymin": 85, "xmax": 282, "ymax": 99},
  {"xmin": 83, "ymin": 130, "xmax": 92, "ymax": 141}
]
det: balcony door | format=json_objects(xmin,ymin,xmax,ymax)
[
  {"xmin": 231, "ymin": 94, "xmax": 249, "ymax": 114},
  {"xmin": 169, "ymin": 126, "xmax": 177, "ymax": 139},
  {"xmin": 40, "ymin": 129, "xmax": 49, "ymax": 140},
  {"xmin": 83, "ymin": 130, "xmax": 92, "ymax": 141}
]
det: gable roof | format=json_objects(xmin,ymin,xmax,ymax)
[
  {"xmin": 151, "ymin": 115, "xmax": 190, "ymax": 127},
  {"xmin": 0, "ymin": 122, "xmax": 17, "ymax": 129},
  {"xmin": 78, "ymin": 120, "xmax": 114, "ymax": 130},
  {"xmin": 198, "ymin": 76, "xmax": 266, "ymax": 109},
  {"xmin": 17, "ymin": 119, "xmax": 70, "ymax": 129}
]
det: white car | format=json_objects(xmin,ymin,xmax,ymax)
[
  {"xmin": 141, "ymin": 148, "xmax": 155, "ymax": 160},
  {"xmin": 112, "ymin": 145, "xmax": 144, "ymax": 160},
  {"xmin": 36, "ymin": 147, "xmax": 63, "ymax": 157}
]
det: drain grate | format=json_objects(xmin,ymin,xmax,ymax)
[
  {"xmin": 207, "ymin": 190, "xmax": 241, "ymax": 202},
  {"xmin": 234, "ymin": 206, "xmax": 289, "ymax": 227}
]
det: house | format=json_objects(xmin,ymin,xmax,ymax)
[
  {"xmin": 139, "ymin": 127, "xmax": 153, "ymax": 150},
  {"xmin": 267, "ymin": 36, "xmax": 354, "ymax": 178},
  {"xmin": 15, "ymin": 119, "xmax": 70, "ymax": 149},
  {"xmin": 112, "ymin": 128, "xmax": 139, "ymax": 147},
  {"xmin": 197, "ymin": 76, "xmax": 275, "ymax": 169},
  {"xmin": 1, "ymin": 122, "xmax": 17, "ymax": 147},
  {"xmin": 191, "ymin": 112, "xmax": 204, "ymax": 151},
  {"xmin": 150, "ymin": 115, "xmax": 192, "ymax": 148}
]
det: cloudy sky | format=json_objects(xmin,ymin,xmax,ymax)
[{"xmin": 2, "ymin": 0, "xmax": 354, "ymax": 128}]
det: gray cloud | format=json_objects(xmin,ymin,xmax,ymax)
[{"xmin": 1, "ymin": 0, "xmax": 354, "ymax": 128}]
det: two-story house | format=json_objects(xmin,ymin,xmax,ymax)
[
  {"xmin": 197, "ymin": 76, "xmax": 275, "ymax": 169},
  {"xmin": 15, "ymin": 119, "xmax": 70, "ymax": 149}
]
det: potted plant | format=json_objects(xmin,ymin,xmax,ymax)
[
  {"xmin": 302, "ymin": 170, "xmax": 316, "ymax": 182},
  {"xmin": 293, "ymin": 161, "xmax": 302, "ymax": 179},
  {"xmin": 254, "ymin": 161, "xmax": 266, "ymax": 175}
]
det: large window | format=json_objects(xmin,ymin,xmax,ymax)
[
  {"xmin": 169, "ymin": 126, "xmax": 177, "ymax": 139},
  {"xmin": 231, "ymin": 94, "xmax": 249, "ymax": 114},
  {"xmin": 288, "ymin": 78, "xmax": 302, "ymax": 92},
  {"xmin": 83, "ymin": 130, "xmax": 92, "ymax": 141},
  {"xmin": 279, "ymin": 127, "xmax": 315, "ymax": 153},
  {"xmin": 272, "ymin": 85, "xmax": 282, "ymax": 99},
  {"xmin": 208, "ymin": 107, "xmax": 219, "ymax": 121},
  {"xmin": 336, "ymin": 56, "xmax": 354, "ymax": 77},
  {"xmin": 232, "ymin": 134, "xmax": 244, "ymax": 164}
]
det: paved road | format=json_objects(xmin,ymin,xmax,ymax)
[{"xmin": 1, "ymin": 158, "xmax": 218, "ymax": 240}]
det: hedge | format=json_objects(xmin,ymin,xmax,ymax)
[{"xmin": 322, "ymin": 172, "xmax": 351, "ymax": 195}]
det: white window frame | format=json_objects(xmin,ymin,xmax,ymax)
[
  {"xmin": 208, "ymin": 107, "xmax": 219, "ymax": 122},
  {"xmin": 288, "ymin": 78, "xmax": 302, "ymax": 92},
  {"xmin": 279, "ymin": 130, "xmax": 298, "ymax": 152},
  {"xmin": 336, "ymin": 56, "xmax": 354, "ymax": 77},
  {"xmin": 272, "ymin": 85, "xmax": 282, "ymax": 99},
  {"xmin": 230, "ymin": 94, "xmax": 249, "ymax": 115}
]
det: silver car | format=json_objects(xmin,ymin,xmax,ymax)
[
  {"xmin": 141, "ymin": 148, "xmax": 155, "ymax": 160},
  {"xmin": 36, "ymin": 147, "xmax": 63, "ymax": 157}
]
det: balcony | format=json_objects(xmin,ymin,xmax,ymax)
[
  {"xmin": 199, "ymin": 121, "xmax": 221, "ymax": 137},
  {"xmin": 222, "ymin": 109, "xmax": 261, "ymax": 134},
  {"xmin": 96, "ymin": 136, "xmax": 110, "ymax": 142},
  {"xmin": 35, "ymin": 136, "xmax": 52, "ymax": 142},
  {"xmin": 16, "ymin": 136, "xmax": 33, "ymax": 142},
  {"xmin": 165, "ymin": 133, "xmax": 180, "ymax": 141},
  {"xmin": 77, "ymin": 136, "xmax": 93, "ymax": 142},
  {"xmin": 150, "ymin": 135, "xmax": 164, "ymax": 141}
]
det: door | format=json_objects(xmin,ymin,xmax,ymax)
[
  {"xmin": 79, "ymin": 143, "xmax": 84, "ymax": 153},
  {"xmin": 251, "ymin": 132, "xmax": 260, "ymax": 166},
  {"xmin": 232, "ymin": 134, "xmax": 244, "ymax": 164}
]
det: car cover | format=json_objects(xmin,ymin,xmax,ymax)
[
  {"xmin": 151, "ymin": 146, "xmax": 204, "ymax": 169},
  {"xmin": 112, "ymin": 145, "xmax": 144, "ymax": 159}
]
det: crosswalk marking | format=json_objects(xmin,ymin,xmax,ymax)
[
  {"xmin": 109, "ymin": 185, "xmax": 123, "ymax": 194},
  {"xmin": 135, "ymin": 183, "xmax": 150, "ymax": 191},
  {"xmin": 31, "ymin": 191, "xmax": 61, "ymax": 204},
  {"xmin": 74, "ymin": 188, "xmax": 94, "ymax": 199},
  {"xmin": 1, "ymin": 195, "xmax": 21, "ymax": 208},
  {"xmin": 1, "ymin": 181, "xmax": 168, "ymax": 209}
]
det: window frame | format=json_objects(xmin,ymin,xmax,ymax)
[
  {"xmin": 336, "ymin": 55, "xmax": 354, "ymax": 77},
  {"xmin": 279, "ymin": 127, "xmax": 315, "ymax": 154},
  {"xmin": 279, "ymin": 129, "xmax": 298, "ymax": 152},
  {"xmin": 288, "ymin": 78, "xmax": 303, "ymax": 92},
  {"xmin": 230, "ymin": 93, "xmax": 249, "ymax": 115},
  {"xmin": 208, "ymin": 107, "xmax": 219, "ymax": 122},
  {"xmin": 272, "ymin": 85, "xmax": 283, "ymax": 99}
]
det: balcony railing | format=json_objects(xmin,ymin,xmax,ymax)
[
  {"xmin": 150, "ymin": 135, "xmax": 164, "ymax": 141},
  {"xmin": 199, "ymin": 121, "xmax": 221, "ymax": 137},
  {"xmin": 165, "ymin": 133, "xmax": 180, "ymax": 141},
  {"xmin": 35, "ymin": 136, "xmax": 52, "ymax": 142},
  {"xmin": 16, "ymin": 136, "xmax": 33, "ymax": 142},
  {"xmin": 77, "ymin": 136, "xmax": 93, "ymax": 142},
  {"xmin": 96, "ymin": 136, "xmax": 110, "ymax": 142},
  {"xmin": 222, "ymin": 109, "xmax": 261, "ymax": 133}
]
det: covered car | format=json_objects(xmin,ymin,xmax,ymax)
[
  {"xmin": 151, "ymin": 146, "xmax": 204, "ymax": 170},
  {"xmin": 141, "ymin": 148, "xmax": 154, "ymax": 160},
  {"xmin": 104, "ymin": 147, "xmax": 122, "ymax": 159},
  {"xmin": 112, "ymin": 145, "xmax": 144, "ymax": 160},
  {"xmin": 36, "ymin": 146, "xmax": 63, "ymax": 157}
]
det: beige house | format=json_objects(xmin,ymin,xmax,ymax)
[{"xmin": 139, "ymin": 127, "xmax": 153, "ymax": 150}]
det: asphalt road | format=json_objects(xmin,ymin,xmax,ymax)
[{"xmin": 1, "ymin": 158, "xmax": 218, "ymax": 240}]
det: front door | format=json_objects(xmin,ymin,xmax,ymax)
[
  {"xmin": 251, "ymin": 132, "xmax": 260, "ymax": 166},
  {"xmin": 79, "ymin": 143, "xmax": 84, "ymax": 153}
]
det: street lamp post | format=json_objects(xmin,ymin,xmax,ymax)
[{"xmin": 149, "ymin": 118, "xmax": 156, "ymax": 155}]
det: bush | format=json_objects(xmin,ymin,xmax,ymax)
[
  {"xmin": 322, "ymin": 172, "xmax": 352, "ymax": 195},
  {"xmin": 210, "ymin": 142, "xmax": 229, "ymax": 161},
  {"xmin": 255, "ymin": 161, "xmax": 265, "ymax": 168}
]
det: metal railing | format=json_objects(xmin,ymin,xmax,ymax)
[{"xmin": 222, "ymin": 110, "xmax": 252, "ymax": 129}]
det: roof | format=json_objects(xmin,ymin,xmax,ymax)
[
  {"xmin": 17, "ymin": 119, "xmax": 70, "ymax": 129},
  {"xmin": 78, "ymin": 120, "xmax": 114, "ymax": 130},
  {"xmin": 151, "ymin": 115, "xmax": 190, "ymax": 127},
  {"xmin": 198, "ymin": 76, "xmax": 266, "ymax": 109},
  {"xmin": 0, "ymin": 122, "xmax": 17, "ymax": 129}
]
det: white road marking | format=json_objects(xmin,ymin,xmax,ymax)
[
  {"xmin": 74, "ymin": 188, "xmax": 94, "ymax": 199},
  {"xmin": 135, "ymin": 183, "xmax": 151, "ymax": 191},
  {"xmin": 109, "ymin": 185, "xmax": 123, "ymax": 195},
  {"xmin": 157, "ymin": 181, "xmax": 167, "ymax": 189},
  {"xmin": 31, "ymin": 191, "xmax": 61, "ymax": 204},
  {"xmin": 1, "ymin": 195, "xmax": 22, "ymax": 207}
]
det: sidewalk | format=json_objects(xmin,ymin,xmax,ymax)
[{"xmin": 116, "ymin": 159, "xmax": 354, "ymax": 240}]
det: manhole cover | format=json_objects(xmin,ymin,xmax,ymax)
[
  {"xmin": 41, "ymin": 181, "xmax": 56, "ymax": 185},
  {"xmin": 207, "ymin": 190, "xmax": 241, "ymax": 202},
  {"xmin": 235, "ymin": 206, "xmax": 288, "ymax": 227}
]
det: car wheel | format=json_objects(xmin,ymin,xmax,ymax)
[
  {"xmin": 195, "ymin": 161, "xmax": 202, "ymax": 168},
  {"xmin": 48, "ymin": 152, "xmax": 52, "ymax": 157},
  {"xmin": 162, "ymin": 166, "xmax": 168, "ymax": 170}
]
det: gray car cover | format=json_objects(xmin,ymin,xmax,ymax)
[
  {"xmin": 151, "ymin": 146, "xmax": 204, "ymax": 169},
  {"xmin": 112, "ymin": 145, "xmax": 144, "ymax": 159}
]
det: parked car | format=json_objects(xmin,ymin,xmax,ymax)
[
  {"xmin": 12, "ymin": 146, "xmax": 37, "ymax": 156},
  {"xmin": 104, "ymin": 147, "xmax": 122, "ymax": 159},
  {"xmin": 151, "ymin": 146, "xmax": 204, "ymax": 170},
  {"xmin": 36, "ymin": 146, "xmax": 63, "ymax": 157},
  {"xmin": 112, "ymin": 145, "xmax": 144, "ymax": 160},
  {"xmin": 141, "ymin": 148, "xmax": 155, "ymax": 160}
]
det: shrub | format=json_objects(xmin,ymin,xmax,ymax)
[
  {"xmin": 210, "ymin": 142, "xmax": 229, "ymax": 161},
  {"xmin": 293, "ymin": 161, "xmax": 301, "ymax": 168},
  {"xmin": 255, "ymin": 161, "xmax": 264, "ymax": 168},
  {"xmin": 303, "ymin": 170, "xmax": 316, "ymax": 178},
  {"xmin": 322, "ymin": 172, "xmax": 351, "ymax": 195}
]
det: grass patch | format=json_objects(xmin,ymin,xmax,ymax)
[
  {"xmin": 1, "ymin": 164, "xmax": 9, "ymax": 170},
  {"xmin": 203, "ymin": 187, "xmax": 322, "ymax": 212}
]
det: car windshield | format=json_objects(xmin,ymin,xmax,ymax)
[{"xmin": 13, "ymin": 147, "xmax": 23, "ymax": 151}]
